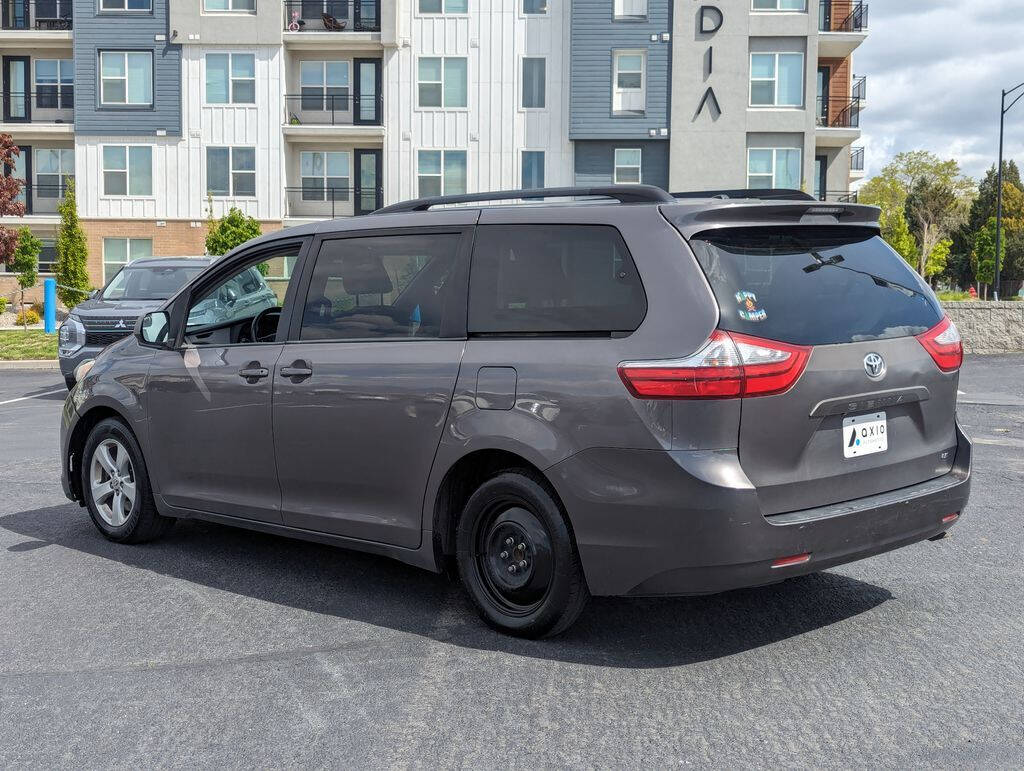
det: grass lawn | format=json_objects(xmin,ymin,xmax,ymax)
[{"xmin": 0, "ymin": 329, "xmax": 58, "ymax": 360}]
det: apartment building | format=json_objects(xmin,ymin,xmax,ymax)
[{"xmin": 0, "ymin": 0, "xmax": 866, "ymax": 303}]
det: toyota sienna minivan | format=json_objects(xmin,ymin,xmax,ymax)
[{"xmin": 60, "ymin": 186, "xmax": 971, "ymax": 637}]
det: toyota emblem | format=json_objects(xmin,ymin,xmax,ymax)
[{"xmin": 864, "ymin": 353, "xmax": 886, "ymax": 380}]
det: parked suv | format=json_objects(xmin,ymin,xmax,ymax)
[
  {"xmin": 59, "ymin": 186, "xmax": 971, "ymax": 637},
  {"xmin": 58, "ymin": 257, "xmax": 213, "ymax": 389}
]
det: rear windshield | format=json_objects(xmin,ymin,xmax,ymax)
[{"xmin": 690, "ymin": 227, "xmax": 942, "ymax": 345}]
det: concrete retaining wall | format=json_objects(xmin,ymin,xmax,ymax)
[{"xmin": 941, "ymin": 301, "xmax": 1024, "ymax": 355}]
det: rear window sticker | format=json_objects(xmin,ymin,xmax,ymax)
[{"xmin": 735, "ymin": 290, "xmax": 767, "ymax": 322}]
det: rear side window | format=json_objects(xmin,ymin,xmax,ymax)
[
  {"xmin": 468, "ymin": 225, "xmax": 646, "ymax": 335},
  {"xmin": 690, "ymin": 227, "xmax": 943, "ymax": 345}
]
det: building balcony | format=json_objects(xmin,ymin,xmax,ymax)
[
  {"xmin": 0, "ymin": 91, "xmax": 73, "ymax": 138},
  {"xmin": 852, "ymin": 74, "xmax": 867, "ymax": 105},
  {"xmin": 283, "ymin": 93, "xmax": 384, "ymax": 141},
  {"xmin": 4, "ymin": 182, "xmax": 66, "ymax": 225},
  {"xmin": 850, "ymin": 146, "xmax": 865, "ymax": 179},
  {"xmin": 818, "ymin": 1, "xmax": 868, "ymax": 58},
  {"xmin": 820, "ymin": 190, "xmax": 859, "ymax": 203},
  {"xmin": 284, "ymin": 185, "xmax": 382, "ymax": 222},
  {"xmin": 1, "ymin": 0, "xmax": 71, "ymax": 30},
  {"xmin": 282, "ymin": 0, "xmax": 382, "ymax": 50},
  {"xmin": 815, "ymin": 96, "xmax": 861, "ymax": 146}
]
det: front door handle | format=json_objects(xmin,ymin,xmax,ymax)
[
  {"xmin": 280, "ymin": 360, "xmax": 313, "ymax": 380},
  {"xmin": 238, "ymin": 363, "xmax": 269, "ymax": 382}
]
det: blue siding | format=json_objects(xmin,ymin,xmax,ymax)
[
  {"xmin": 73, "ymin": 0, "xmax": 181, "ymax": 135},
  {"xmin": 573, "ymin": 140, "xmax": 669, "ymax": 190},
  {"xmin": 569, "ymin": 0, "xmax": 671, "ymax": 140}
]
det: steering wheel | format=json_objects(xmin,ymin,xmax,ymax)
[{"xmin": 250, "ymin": 306, "xmax": 281, "ymax": 344}]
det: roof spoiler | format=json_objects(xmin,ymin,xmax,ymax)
[
  {"xmin": 373, "ymin": 185, "xmax": 675, "ymax": 214},
  {"xmin": 671, "ymin": 189, "xmax": 817, "ymax": 202}
]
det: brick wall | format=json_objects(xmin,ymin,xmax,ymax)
[{"xmin": 942, "ymin": 301, "xmax": 1024, "ymax": 354}]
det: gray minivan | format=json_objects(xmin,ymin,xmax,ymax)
[{"xmin": 59, "ymin": 186, "xmax": 971, "ymax": 637}]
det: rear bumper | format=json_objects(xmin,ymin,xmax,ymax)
[{"xmin": 547, "ymin": 422, "xmax": 972, "ymax": 597}]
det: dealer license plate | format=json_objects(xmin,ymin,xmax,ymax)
[{"xmin": 843, "ymin": 412, "xmax": 887, "ymax": 458}]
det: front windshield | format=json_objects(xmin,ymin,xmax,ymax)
[{"xmin": 102, "ymin": 265, "xmax": 205, "ymax": 301}]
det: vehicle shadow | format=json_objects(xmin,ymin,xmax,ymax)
[{"xmin": 2, "ymin": 504, "xmax": 893, "ymax": 669}]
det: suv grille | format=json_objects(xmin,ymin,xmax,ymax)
[{"xmin": 82, "ymin": 316, "xmax": 138, "ymax": 348}]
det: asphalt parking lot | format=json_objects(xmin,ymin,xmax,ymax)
[{"xmin": 1, "ymin": 357, "xmax": 1022, "ymax": 767}]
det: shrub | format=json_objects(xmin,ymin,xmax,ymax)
[
  {"xmin": 30, "ymin": 301, "xmax": 44, "ymax": 316},
  {"xmin": 54, "ymin": 179, "xmax": 90, "ymax": 308},
  {"xmin": 0, "ymin": 296, "xmax": 7, "ymax": 314},
  {"xmin": 15, "ymin": 308, "xmax": 40, "ymax": 326},
  {"xmin": 936, "ymin": 290, "xmax": 971, "ymax": 301}
]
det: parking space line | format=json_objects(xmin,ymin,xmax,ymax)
[{"xmin": 0, "ymin": 389, "xmax": 65, "ymax": 407}]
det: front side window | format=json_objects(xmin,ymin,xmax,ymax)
[
  {"xmin": 612, "ymin": 50, "xmax": 646, "ymax": 115},
  {"xmin": 102, "ymin": 237, "xmax": 152, "ymax": 283},
  {"xmin": 100, "ymin": 51, "xmax": 153, "ymax": 106},
  {"xmin": 35, "ymin": 148, "xmax": 73, "ymax": 199},
  {"xmin": 102, "ymin": 145, "xmax": 153, "ymax": 196},
  {"xmin": 752, "ymin": 0, "xmax": 805, "ymax": 9},
  {"xmin": 185, "ymin": 255, "xmax": 293, "ymax": 343},
  {"xmin": 523, "ymin": 0, "xmax": 547, "ymax": 13},
  {"xmin": 300, "ymin": 60, "xmax": 350, "ymax": 111},
  {"xmin": 207, "ymin": 146, "xmax": 256, "ymax": 197},
  {"xmin": 750, "ymin": 52, "xmax": 804, "ymax": 106},
  {"xmin": 100, "ymin": 0, "xmax": 151, "ymax": 10},
  {"xmin": 521, "ymin": 150, "xmax": 544, "ymax": 189},
  {"xmin": 417, "ymin": 57, "xmax": 467, "ymax": 108},
  {"xmin": 299, "ymin": 233, "xmax": 462, "ymax": 341},
  {"xmin": 614, "ymin": 0, "xmax": 647, "ymax": 19},
  {"xmin": 419, "ymin": 0, "xmax": 468, "ymax": 13},
  {"xmin": 522, "ymin": 58, "xmax": 545, "ymax": 109},
  {"xmin": 468, "ymin": 225, "xmax": 647, "ymax": 335},
  {"xmin": 205, "ymin": 53, "xmax": 256, "ymax": 104},
  {"xmin": 614, "ymin": 148, "xmax": 642, "ymax": 184},
  {"xmin": 301, "ymin": 151, "xmax": 350, "ymax": 202},
  {"xmin": 417, "ymin": 150, "xmax": 467, "ymax": 196},
  {"xmin": 204, "ymin": 0, "xmax": 256, "ymax": 10},
  {"xmin": 747, "ymin": 147, "xmax": 802, "ymax": 189},
  {"xmin": 34, "ymin": 59, "xmax": 73, "ymax": 109}
]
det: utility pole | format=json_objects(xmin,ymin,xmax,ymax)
[{"xmin": 995, "ymin": 81, "xmax": 1024, "ymax": 301}]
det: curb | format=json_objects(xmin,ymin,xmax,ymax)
[{"xmin": 0, "ymin": 359, "xmax": 60, "ymax": 370}]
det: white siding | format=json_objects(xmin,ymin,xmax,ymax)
[
  {"xmin": 384, "ymin": 0, "xmax": 572, "ymax": 203},
  {"xmin": 75, "ymin": 45, "xmax": 285, "ymax": 221}
]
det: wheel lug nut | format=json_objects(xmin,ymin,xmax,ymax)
[
  {"xmin": 508, "ymin": 565, "xmax": 517, "ymax": 574},
  {"xmin": 500, "ymin": 551, "xmax": 508, "ymax": 560},
  {"xmin": 518, "ymin": 560, "xmax": 527, "ymax": 569},
  {"xmin": 505, "ymin": 537, "xmax": 514, "ymax": 547},
  {"xmin": 518, "ymin": 543, "xmax": 526, "ymax": 552}
]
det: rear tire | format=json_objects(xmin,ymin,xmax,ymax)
[
  {"xmin": 81, "ymin": 418, "xmax": 173, "ymax": 544},
  {"xmin": 456, "ymin": 470, "xmax": 589, "ymax": 638}
]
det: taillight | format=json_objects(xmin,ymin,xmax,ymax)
[
  {"xmin": 916, "ymin": 316, "xmax": 963, "ymax": 373},
  {"xmin": 618, "ymin": 330, "xmax": 811, "ymax": 400}
]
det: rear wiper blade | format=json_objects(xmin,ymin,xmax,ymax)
[{"xmin": 804, "ymin": 251, "xmax": 924, "ymax": 299}]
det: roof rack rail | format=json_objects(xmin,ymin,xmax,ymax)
[
  {"xmin": 671, "ymin": 188, "xmax": 817, "ymax": 202},
  {"xmin": 373, "ymin": 185, "xmax": 676, "ymax": 214}
]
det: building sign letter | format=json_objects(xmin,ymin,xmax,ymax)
[{"xmin": 699, "ymin": 5, "xmax": 724, "ymax": 35}]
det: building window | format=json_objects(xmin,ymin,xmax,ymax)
[
  {"xmin": 522, "ymin": 0, "xmax": 547, "ymax": 13},
  {"xmin": 752, "ymin": 0, "xmax": 805, "ymax": 10},
  {"xmin": 103, "ymin": 238, "xmax": 152, "ymax": 283},
  {"xmin": 417, "ymin": 57, "xmax": 467, "ymax": 109},
  {"xmin": 38, "ymin": 239, "xmax": 56, "ymax": 274},
  {"xmin": 747, "ymin": 148, "xmax": 802, "ymax": 189},
  {"xmin": 100, "ymin": 0, "xmax": 152, "ymax": 10},
  {"xmin": 35, "ymin": 148, "xmax": 73, "ymax": 199},
  {"xmin": 522, "ymin": 58, "xmax": 545, "ymax": 109},
  {"xmin": 521, "ymin": 151, "xmax": 544, "ymax": 189},
  {"xmin": 102, "ymin": 146, "xmax": 153, "ymax": 196},
  {"xmin": 419, "ymin": 0, "xmax": 468, "ymax": 13},
  {"xmin": 750, "ymin": 52, "xmax": 804, "ymax": 107},
  {"xmin": 204, "ymin": 0, "xmax": 256, "ymax": 10},
  {"xmin": 301, "ymin": 151, "xmax": 350, "ymax": 201},
  {"xmin": 34, "ymin": 60, "xmax": 73, "ymax": 110},
  {"xmin": 417, "ymin": 150, "xmax": 467, "ymax": 196},
  {"xmin": 99, "ymin": 52, "xmax": 153, "ymax": 106},
  {"xmin": 207, "ymin": 147, "xmax": 256, "ymax": 197},
  {"xmin": 614, "ymin": 0, "xmax": 647, "ymax": 19},
  {"xmin": 300, "ymin": 60, "xmax": 350, "ymax": 111},
  {"xmin": 205, "ymin": 54, "xmax": 256, "ymax": 104},
  {"xmin": 612, "ymin": 50, "xmax": 645, "ymax": 115},
  {"xmin": 613, "ymin": 148, "xmax": 642, "ymax": 184}
]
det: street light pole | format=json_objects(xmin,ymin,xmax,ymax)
[{"xmin": 994, "ymin": 81, "xmax": 1024, "ymax": 301}]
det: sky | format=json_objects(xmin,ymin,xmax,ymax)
[{"xmin": 855, "ymin": 0, "xmax": 1024, "ymax": 183}]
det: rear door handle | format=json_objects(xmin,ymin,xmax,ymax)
[
  {"xmin": 238, "ymin": 364, "xmax": 269, "ymax": 382},
  {"xmin": 280, "ymin": 361, "xmax": 313, "ymax": 380}
]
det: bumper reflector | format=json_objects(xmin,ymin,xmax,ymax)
[
  {"xmin": 771, "ymin": 553, "xmax": 811, "ymax": 569},
  {"xmin": 942, "ymin": 513, "xmax": 959, "ymax": 524}
]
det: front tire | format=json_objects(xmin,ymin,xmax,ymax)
[
  {"xmin": 456, "ymin": 471, "xmax": 589, "ymax": 638},
  {"xmin": 81, "ymin": 418, "xmax": 173, "ymax": 543}
]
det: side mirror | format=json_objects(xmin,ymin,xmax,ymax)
[
  {"xmin": 87, "ymin": 289, "xmax": 99, "ymax": 300},
  {"xmin": 135, "ymin": 311, "xmax": 172, "ymax": 349}
]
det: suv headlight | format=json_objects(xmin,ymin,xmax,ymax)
[{"xmin": 58, "ymin": 315, "xmax": 86, "ymax": 357}]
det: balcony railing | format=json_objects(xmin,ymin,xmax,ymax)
[
  {"xmin": 285, "ymin": 93, "xmax": 382, "ymax": 126},
  {"xmin": 820, "ymin": 190, "xmax": 859, "ymax": 203},
  {"xmin": 816, "ymin": 96, "xmax": 861, "ymax": 129},
  {"xmin": 1, "ymin": 90, "xmax": 74, "ymax": 123},
  {"xmin": 850, "ymin": 146, "xmax": 865, "ymax": 172},
  {"xmin": 283, "ymin": 0, "xmax": 380, "ymax": 32},
  {"xmin": 1, "ymin": 0, "xmax": 72, "ymax": 29},
  {"xmin": 819, "ymin": 0, "xmax": 868, "ymax": 33},
  {"xmin": 851, "ymin": 75, "xmax": 867, "ymax": 102},
  {"xmin": 285, "ymin": 186, "xmax": 382, "ymax": 218},
  {"xmin": 14, "ymin": 182, "xmax": 68, "ymax": 215}
]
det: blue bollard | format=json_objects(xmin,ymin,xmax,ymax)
[{"xmin": 44, "ymin": 277, "xmax": 56, "ymax": 334}]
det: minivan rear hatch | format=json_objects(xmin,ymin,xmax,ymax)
[{"xmin": 688, "ymin": 226, "xmax": 960, "ymax": 515}]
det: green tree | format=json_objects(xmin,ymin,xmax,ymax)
[
  {"xmin": 972, "ymin": 218, "xmax": 1002, "ymax": 299},
  {"xmin": 0, "ymin": 133, "xmax": 26, "ymax": 266},
  {"xmin": 859, "ymin": 175, "xmax": 917, "ymax": 264},
  {"xmin": 54, "ymin": 179, "xmax": 91, "ymax": 308},
  {"xmin": 967, "ymin": 160, "xmax": 1022, "ymax": 235},
  {"xmin": 905, "ymin": 177, "xmax": 971, "ymax": 278},
  {"xmin": 11, "ymin": 226, "xmax": 41, "ymax": 328},
  {"xmin": 206, "ymin": 205, "xmax": 263, "ymax": 257},
  {"xmin": 924, "ymin": 238, "xmax": 951, "ymax": 280}
]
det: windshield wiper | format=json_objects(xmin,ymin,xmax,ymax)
[{"xmin": 804, "ymin": 251, "xmax": 923, "ymax": 299}]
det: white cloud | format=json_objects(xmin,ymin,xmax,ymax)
[{"xmin": 855, "ymin": 0, "xmax": 1024, "ymax": 182}]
